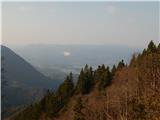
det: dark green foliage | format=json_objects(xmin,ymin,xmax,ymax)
[
  {"xmin": 75, "ymin": 65, "xmax": 94, "ymax": 94},
  {"xmin": 147, "ymin": 40, "xmax": 157, "ymax": 53},
  {"xmin": 111, "ymin": 65, "xmax": 117, "ymax": 76},
  {"xmin": 117, "ymin": 59, "xmax": 125, "ymax": 70},
  {"xmin": 157, "ymin": 43, "xmax": 160, "ymax": 53},
  {"xmin": 41, "ymin": 73, "xmax": 74, "ymax": 118},
  {"xmin": 57, "ymin": 72, "xmax": 74, "ymax": 99},
  {"xmin": 75, "ymin": 64, "xmax": 113, "ymax": 93},
  {"xmin": 94, "ymin": 65, "xmax": 106, "ymax": 82},
  {"xmin": 55, "ymin": 72, "xmax": 74, "ymax": 112},
  {"xmin": 141, "ymin": 41, "xmax": 160, "ymax": 55},
  {"xmin": 158, "ymin": 43, "xmax": 160, "ymax": 49},
  {"xmin": 142, "ymin": 49, "xmax": 147, "ymax": 56},
  {"xmin": 73, "ymin": 97, "xmax": 85, "ymax": 120},
  {"xmin": 97, "ymin": 66, "xmax": 112, "ymax": 90},
  {"xmin": 42, "ymin": 90, "xmax": 58, "ymax": 117},
  {"xmin": 93, "ymin": 65, "xmax": 112, "ymax": 91}
]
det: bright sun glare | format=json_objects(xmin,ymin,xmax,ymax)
[{"xmin": 63, "ymin": 51, "xmax": 71, "ymax": 57}]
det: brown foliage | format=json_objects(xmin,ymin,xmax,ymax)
[{"xmin": 56, "ymin": 42, "xmax": 160, "ymax": 120}]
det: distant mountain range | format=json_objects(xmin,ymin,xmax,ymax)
[
  {"xmin": 11, "ymin": 44, "xmax": 141, "ymax": 75},
  {"xmin": 1, "ymin": 46, "xmax": 61, "ymax": 118}
]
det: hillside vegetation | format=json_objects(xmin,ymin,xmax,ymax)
[{"xmin": 12, "ymin": 41, "xmax": 160, "ymax": 120}]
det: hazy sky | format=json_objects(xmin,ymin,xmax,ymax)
[{"xmin": 2, "ymin": 2, "xmax": 159, "ymax": 47}]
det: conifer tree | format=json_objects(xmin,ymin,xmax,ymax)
[
  {"xmin": 157, "ymin": 43, "xmax": 160, "ymax": 53},
  {"xmin": 75, "ymin": 65, "xmax": 93, "ymax": 94},
  {"xmin": 111, "ymin": 65, "xmax": 117, "ymax": 76},
  {"xmin": 142, "ymin": 49, "xmax": 147, "ymax": 56},
  {"xmin": 76, "ymin": 69, "xmax": 85, "ymax": 94},
  {"xmin": 117, "ymin": 59, "xmax": 125, "ymax": 70},
  {"xmin": 98, "ymin": 66, "xmax": 111, "ymax": 90},
  {"xmin": 42, "ymin": 90, "xmax": 58, "ymax": 118},
  {"xmin": 57, "ymin": 72, "xmax": 74, "ymax": 99},
  {"xmin": 147, "ymin": 40, "xmax": 157, "ymax": 53},
  {"xmin": 158, "ymin": 43, "xmax": 160, "ymax": 49}
]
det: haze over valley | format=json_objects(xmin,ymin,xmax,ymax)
[
  {"xmin": 11, "ymin": 44, "xmax": 140, "ymax": 76},
  {"xmin": 1, "ymin": 1, "xmax": 159, "ymax": 120}
]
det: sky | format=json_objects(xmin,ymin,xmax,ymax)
[{"xmin": 2, "ymin": 2, "xmax": 160, "ymax": 48}]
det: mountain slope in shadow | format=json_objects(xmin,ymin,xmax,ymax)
[{"xmin": 1, "ymin": 45, "xmax": 61, "ymax": 118}]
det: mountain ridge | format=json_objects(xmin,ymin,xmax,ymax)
[{"xmin": 1, "ymin": 45, "xmax": 61, "ymax": 119}]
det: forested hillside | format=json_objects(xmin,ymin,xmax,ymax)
[{"xmin": 12, "ymin": 41, "xmax": 160, "ymax": 120}]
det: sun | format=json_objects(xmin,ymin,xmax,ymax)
[{"xmin": 63, "ymin": 51, "xmax": 71, "ymax": 57}]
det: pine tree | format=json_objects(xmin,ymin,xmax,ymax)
[
  {"xmin": 111, "ymin": 65, "xmax": 117, "ymax": 76},
  {"xmin": 76, "ymin": 69, "xmax": 85, "ymax": 94},
  {"xmin": 93, "ymin": 65, "xmax": 112, "ymax": 90},
  {"xmin": 42, "ymin": 90, "xmax": 58, "ymax": 117},
  {"xmin": 57, "ymin": 72, "xmax": 74, "ymax": 99},
  {"xmin": 94, "ymin": 65, "xmax": 106, "ymax": 81},
  {"xmin": 147, "ymin": 40, "xmax": 157, "ymax": 53},
  {"xmin": 157, "ymin": 43, "xmax": 160, "ymax": 53},
  {"xmin": 45, "ymin": 96, "xmax": 54, "ymax": 117},
  {"xmin": 75, "ymin": 65, "xmax": 94, "ymax": 94},
  {"xmin": 98, "ymin": 66, "xmax": 111, "ymax": 90},
  {"xmin": 117, "ymin": 59, "xmax": 125, "ymax": 70},
  {"xmin": 158, "ymin": 43, "xmax": 160, "ymax": 49},
  {"xmin": 142, "ymin": 49, "xmax": 147, "ymax": 56}
]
